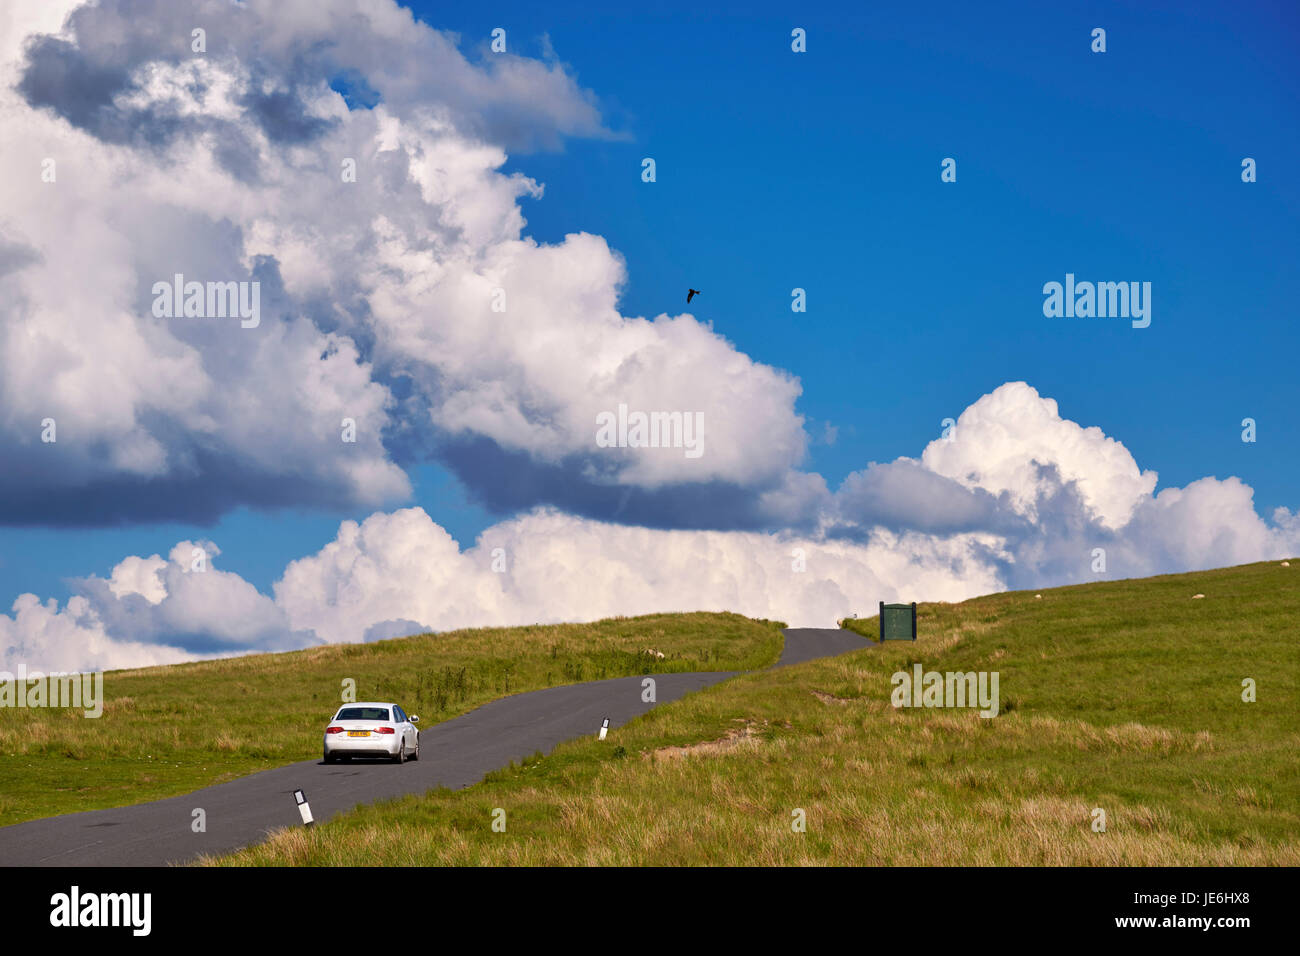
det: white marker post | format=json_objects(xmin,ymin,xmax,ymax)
[
  {"xmin": 598, "ymin": 717, "xmax": 609, "ymax": 740},
  {"xmin": 294, "ymin": 788, "xmax": 314, "ymax": 826}
]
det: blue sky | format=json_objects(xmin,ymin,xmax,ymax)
[{"xmin": 1, "ymin": 0, "xmax": 1296, "ymax": 610}]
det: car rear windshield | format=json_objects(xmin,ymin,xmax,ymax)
[{"xmin": 336, "ymin": 707, "xmax": 391, "ymax": 721}]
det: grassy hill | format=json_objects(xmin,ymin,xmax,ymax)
[
  {"xmin": 0, "ymin": 612, "xmax": 783, "ymax": 826},
  {"xmin": 206, "ymin": 559, "xmax": 1298, "ymax": 866}
]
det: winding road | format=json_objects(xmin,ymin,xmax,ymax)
[{"xmin": 0, "ymin": 627, "xmax": 869, "ymax": 866}]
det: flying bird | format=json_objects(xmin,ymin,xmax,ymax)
[{"xmin": 687, "ymin": 289, "xmax": 701, "ymax": 303}]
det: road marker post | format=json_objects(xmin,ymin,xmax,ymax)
[
  {"xmin": 598, "ymin": 717, "xmax": 609, "ymax": 740},
  {"xmin": 294, "ymin": 788, "xmax": 314, "ymax": 826}
]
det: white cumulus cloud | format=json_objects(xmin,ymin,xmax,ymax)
[
  {"xmin": 920, "ymin": 382, "xmax": 1158, "ymax": 530},
  {"xmin": 0, "ymin": 0, "xmax": 810, "ymax": 529}
]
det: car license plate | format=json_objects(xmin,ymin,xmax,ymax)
[{"xmin": 347, "ymin": 731, "xmax": 370, "ymax": 737}]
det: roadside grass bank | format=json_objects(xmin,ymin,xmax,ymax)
[{"xmin": 0, "ymin": 612, "xmax": 783, "ymax": 826}]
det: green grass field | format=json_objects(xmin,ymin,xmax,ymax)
[
  {"xmin": 0, "ymin": 612, "xmax": 783, "ymax": 826},
  {"xmin": 206, "ymin": 559, "xmax": 1298, "ymax": 866}
]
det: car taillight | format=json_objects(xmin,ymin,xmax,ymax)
[
  {"xmin": 326, "ymin": 726, "xmax": 344, "ymax": 734},
  {"xmin": 375, "ymin": 726, "xmax": 395, "ymax": 734}
]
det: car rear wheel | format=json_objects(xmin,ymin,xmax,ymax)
[
  {"xmin": 393, "ymin": 738, "xmax": 406, "ymax": 764},
  {"xmin": 323, "ymin": 749, "xmax": 334, "ymax": 764}
]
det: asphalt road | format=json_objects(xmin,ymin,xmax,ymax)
[{"xmin": 0, "ymin": 627, "xmax": 870, "ymax": 866}]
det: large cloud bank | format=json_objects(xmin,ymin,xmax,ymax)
[
  {"xmin": 0, "ymin": 0, "xmax": 807, "ymax": 529},
  {"xmin": 5, "ymin": 382, "xmax": 1298, "ymax": 672}
]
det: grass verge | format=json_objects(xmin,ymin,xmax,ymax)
[{"xmin": 0, "ymin": 612, "xmax": 784, "ymax": 826}]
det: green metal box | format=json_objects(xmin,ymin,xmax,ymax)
[{"xmin": 879, "ymin": 602, "xmax": 917, "ymax": 642}]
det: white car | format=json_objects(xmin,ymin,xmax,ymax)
[{"xmin": 323, "ymin": 702, "xmax": 420, "ymax": 764}]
